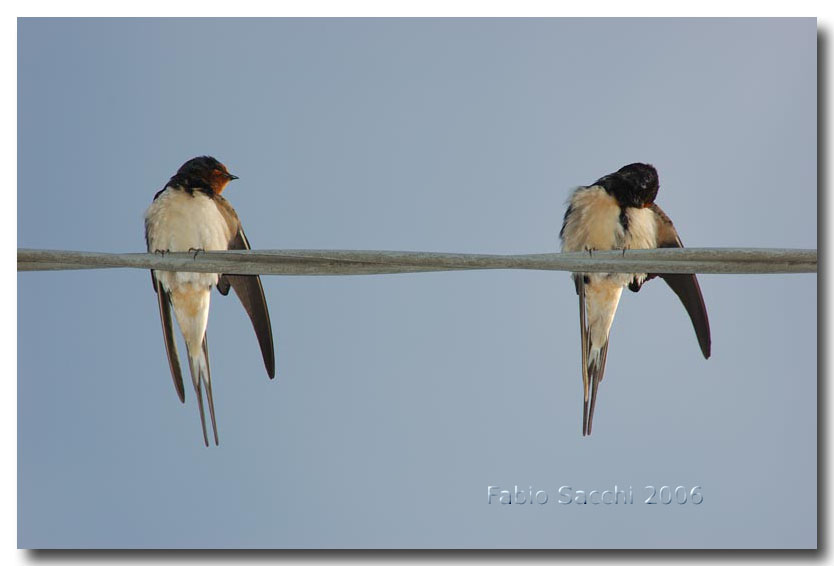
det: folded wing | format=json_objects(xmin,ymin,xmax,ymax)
[
  {"xmin": 214, "ymin": 197, "xmax": 276, "ymax": 378},
  {"xmin": 152, "ymin": 272, "xmax": 186, "ymax": 402},
  {"xmin": 646, "ymin": 204, "xmax": 711, "ymax": 359}
]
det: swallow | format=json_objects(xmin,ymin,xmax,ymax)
[
  {"xmin": 144, "ymin": 156, "xmax": 275, "ymax": 446},
  {"xmin": 559, "ymin": 163, "xmax": 710, "ymax": 436}
]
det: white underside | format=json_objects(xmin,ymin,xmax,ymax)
[
  {"xmin": 561, "ymin": 185, "xmax": 659, "ymax": 362},
  {"xmin": 561, "ymin": 185, "xmax": 658, "ymax": 255},
  {"xmin": 145, "ymin": 188, "xmax": 232, "ymax": 350}
]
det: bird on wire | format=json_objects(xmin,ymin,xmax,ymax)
[
  {"xmin": 560, "ymin": 163, "xmax": 711, "ymax": 436},
  {"xmin": 144, "ymin": 156, "xmax": 275, "ymax": 446}
]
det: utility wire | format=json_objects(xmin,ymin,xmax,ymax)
[{"xmin": 17, "ymin": 248, "xmax": 817, "ymax": 276}]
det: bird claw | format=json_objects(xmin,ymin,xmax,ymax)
[
  {"xmin": 153, "ymin": 249, "xmax": 169, "ymax": 256},
  {"xmin": 188, "ymin": 247, "xmax": 204, "ymax": 260}
]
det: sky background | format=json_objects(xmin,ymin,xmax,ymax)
[{"xmin": 17, "ymin": 18, "xmax": 816, "ymax": 549}]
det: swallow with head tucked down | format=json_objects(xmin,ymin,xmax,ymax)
[
  {"xmin": 144, "ymin": 156, "xmax": 275, "ymax": 446},
  {"xmin": 559, "ymin": 163, "xmax": 710, "ymax": 436}
]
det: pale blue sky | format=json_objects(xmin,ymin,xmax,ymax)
[{"xmin": 17, "ymin": 18, "xmax": 816, "ymax": 548}]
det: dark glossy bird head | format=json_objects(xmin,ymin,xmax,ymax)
[
  {"xmin": 169, "ymin": 155, "xmax": 238, "ymax": 195},
  {"xmin": 595, "ymin": 162, "xmax": 659, "ymax": 209},
  {"xmin": 617, "ymin": 162, "xmax": 658, "ymax": 206}
]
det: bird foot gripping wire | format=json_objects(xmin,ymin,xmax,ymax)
[{"xmin": 188, "ymin": 247, "xmax": 205, "ymax": 260}]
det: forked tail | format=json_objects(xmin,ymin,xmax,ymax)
[
  {"xmin": 577, "ymin": 276, "xmax": 611, "ymax": 437},
  {"xmin": 186, "ymin": 335, "xmax": 218, "ymax": 446}
]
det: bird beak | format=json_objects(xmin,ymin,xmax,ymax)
[{"xmin": 227, "ymin": 173, "xmax": 239, "ymax": 181}]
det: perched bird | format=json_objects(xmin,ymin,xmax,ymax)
[
  {"xmin": 144, "ymin": 156, "xmax": 275, "ymax": 446},
  {"xmin": 559, "ymin": 163, "xmax": 710, "ymax": 436}
]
